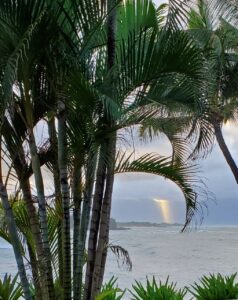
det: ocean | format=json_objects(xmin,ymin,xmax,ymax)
[{"xmin": 1, "ymin": 226, "xmax": 238, "ymax": 298}]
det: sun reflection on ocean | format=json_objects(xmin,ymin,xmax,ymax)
[{"xmin": 153, "ymin": 199, "xmax": 173, "ymax": 223}]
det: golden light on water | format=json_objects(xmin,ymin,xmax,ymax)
[{"xmin": 153, "ymin": 199, "xmax": 173, "ymax": 223}]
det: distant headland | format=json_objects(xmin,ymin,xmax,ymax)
[{"xmin": 109, "ymin": 218, "xmax": 183, "ymax": 230}]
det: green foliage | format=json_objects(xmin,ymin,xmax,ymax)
[
  {"xmin": 130, "ymin": 277, "xmax": 186, "ymax": 300},
  {"xmin": 96, "ymin": 277, "xmax": 125, "ymax": 300},
  {"xmin": 189, "ymin": 273, "xmax": 238, "ymax": 300},
  {"xmin": 0, "ymin": 197, "xmax": 61, "ymax": 253},
  {"xmin": 115, "ymin": 152, "xmax": 206, "ymax": 229},
  {"xmin": 53, "ymin": 278, "xmax": 64, "ymax": 300},
  {"xmin": 1, "ymin": 0, "xmax": 232, "ymax": 298},
  {"xmin": 0, "ymin": 274, "xmax": 23, "ymax": 300}
]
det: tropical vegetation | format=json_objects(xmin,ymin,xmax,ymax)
[
  {"xmin": 0, "ymin": 274, "xmax": 24, "ymax": 300},
  {"xmin": 189, "ymin": 273, "xmax": 238, "ymax": 300},
  {"xmin": 94, "ymin": 274, "xmax": 238, "ymax": 299},
  {"xmin": 1, "ymin": 273, "xmax": 238, "ymax": 299},
  {"xmin": 0, "ymin": 0, "xmax": 238, "ymax": 299},
  {"xmin": 131, "ymin": 277, "xmax": 186, "ymax": 300}
]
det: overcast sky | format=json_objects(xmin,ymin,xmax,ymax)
[
  {"xmin": 111, "ymin": 0, "xmax": 238, "ymax": 226},
  {"xmin": 111, "ymin": 123, "xmax": 238, "ymax": 225},
  {"xmin": 25, "ymin": 0, "xmax": 238, "ymax": 226}
]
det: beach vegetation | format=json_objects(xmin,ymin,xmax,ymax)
[
  {"xmin": 95, "ymin": 277, "xmax": 125, "ymax": 300},
  {"xmin": 0, "ymin": 0, "xmax": 237, "ymax": 299},
  {"xmin": 0, "ymin": 274, "xmax": 23, "ymax": 300},
  {"xmin": 130, "ymin": 277, "xmax": 186, "ymax": 300},
  {"xmin": 189, "ymin": 273, "xmax": 238, "ymax": 300}
]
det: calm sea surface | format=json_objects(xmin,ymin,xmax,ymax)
[{"xmin": 1, "ymin": 226, "xmax": 238, "ymax": 299}]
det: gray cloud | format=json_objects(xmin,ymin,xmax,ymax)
[{"xmin": 112, "ymin": 124, "xmax": 238, "ymax": 225}]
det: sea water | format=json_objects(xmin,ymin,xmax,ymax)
[{"xmin": 1, "ymin": 226, "xmax": 238, "ymax": 299}]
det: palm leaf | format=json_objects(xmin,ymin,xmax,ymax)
[
  {"xmin": 115, "ymin": 152, "xmax": 208, "ymax": 228},
  {"xmin": 0, "ymin": 274, "xmax": 23, "ymax": 300}
]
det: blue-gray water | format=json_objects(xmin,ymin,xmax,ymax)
[{"xmin": 1, "ymin": 226, "xmax": 238, "ymax": 299}]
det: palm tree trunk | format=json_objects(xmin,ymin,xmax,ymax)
[
  {"xmin": 72, "ymin": 157, "xmax": 82, "ymax": 298},
  {"xmin": 28, "ymin": 131, "xmax": 55, "ymax": 300},
  {"xmin": 84, "ymin": 145, "xmax": 107, "ymax": 300},
  {"xmin": 97, "ymin": 231, "xmax": 109, "ymax": 291},
  {"xmin": 90, "ymin": 0, "xmax": 117, "ymax": 296},
  {"xmin": 23, "ymin": 78, "xmax": 55, "ymax": 299},
  {"xmin": 74, "ymin": 151, "xmax": 96, "ymax": 300},
  {"xmin": 21, "ymin": 181, "xmax": 45, "ymax": 264},
  {"xmin": 91, "ymin": 135, "xmax": 116, "ymax": 298},
  {"xmin": 27, "ymin": 241, "xmax": 42, "ymax": 300},
  {"xmin": 213, "ymin": 122, "xmax": 238, "ymax": 184},
  {"xmin": 2, "ymin": 117, "xmax": 49, "ymax": 299},
  {"xmin": 0, "ymin": 186, "xmax": 33, "ymax": 300},
  {"xmin": 107, "ymin": 0, "xmax": 116, "ymax": 70},
  {"xmin": 92, "ymin": 0, "xmax": 117, "ymax": 294},
  {"xmin": 58, "ymin": 100, "xmax": 71, "ymax": 300},
  {"xmin": 21, "ymin": 180, "xmax": 48, "ymax": 299},
  {"xmin": 0, "ymin": 146, "xmax": 32, "ymax": 300},
  {"xmin": 48, "ymin": 118, "xmax": 63, "ymax": 285}
]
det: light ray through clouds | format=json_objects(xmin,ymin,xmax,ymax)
[
  {"xmin": 153, "ymin": 198, "xmax": 173, "ymax": 223},
  {"xmin": 112, "ymin": 0, "xmax": 238, "ymax": 225}
]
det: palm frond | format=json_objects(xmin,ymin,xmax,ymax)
[
  {"xmin": 115, "ymin": 152, "xmax": 208, "ymax": 229},
  {"xmin": 108, "ymin": 244, "xmax": 132, "ymax": 271}
]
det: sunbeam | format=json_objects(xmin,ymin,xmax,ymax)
[{"xmin": 153, "ymin": 199, "xmax": 173, "ymax": 223}]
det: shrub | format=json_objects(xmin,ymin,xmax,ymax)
[
  {"xmin": 130, "ymin": 277, "xmax": 186, "ymax": 300},
  {"xmin": 189, "ymin": 273, "xmax": 238, "ymax": 300},
  {"xmin": 0, "ymin": 274, "xmax": 23, "ymax": 300},
  {"xmin": 96, "ymin": 277, "xmax": 125, "ymax": 300}
]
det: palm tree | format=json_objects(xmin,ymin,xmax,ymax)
[
  {"xmin": 84, "ymin": 0, "xmax": 118, "ymax": 298},
  {"xmin": 0, "ymin": 1, "xmax": 212, "ymax": 299},
  {"xmin": 72, "ymin": 0, "xmax": 207, "ymax": 298},
  {"xmin": 141, "ymin": 0, "xmax": 238, "ymax": 183},
  {"xmin": 0, "ymin": 145, "xmax": 32, "ymax": 300},
  {"xmin": 183, "ymin": 0, "xmax": 238, "ymax": 182},
  {"xmin": 0, "ymin": 197, "xmax": 65, "ymax": 298}
]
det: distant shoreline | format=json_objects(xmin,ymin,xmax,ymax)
[
  {"xmin": 109, "ymin": 218, "xmax": 183, "ymax": 230},
  {"xmin": 117, "ymin": 221, "xmax": 183, "ymax": 227}
]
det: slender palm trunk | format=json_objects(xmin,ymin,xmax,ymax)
[
  {"xmin": 21, "ymin": 180, "xmax": 47, "ymax": 300},
  {"xmin": 0, "ymin": 146, "xmax": 32, "ymax": 300},
  {"xmin": 92, "ymin": 0, "xmax": 117, "ymax": 294},
  {"xmin": 84, "ymin": 146, "xmax": 107, "ymax": 300},
  {"xmin": 48, "ymin": 118, "xmax": 63, "ymax": 285},
  {"xmin": 28, "ymin": 131, "xmax": 55, "ymax": 299},
  {"xmin": 75, "ymin": 151, "xmax": 96, "ymax": 300},
  {"xmin": 23, "ymin": 79, "xmax": 55, "ymax": 299},
  {"xmin": 86, "ymin": 1, "xmax": 117, "ymax": 297},
  {"xmin": 72, "ymin": 158, "xmax": 82, "ymax": 297},
  {"xmin": 58, "ymin": 100, "xmax": 71, "ymax": 300},
  {"xmin": 0, "ymin": 186, "xmax": 33, "ymax": 300},
  {"xmin": 27, "ymin": 242, "xmax": 42, "ymax": 300},
  {"xmin": 97, "ymin": 230, "xmax": 109, "ymax": 291},
  {"xmin": 213, "ymin": 122, "xmax": 238, "ymax": 184},
  {"xmin": 107, "ymin": 0, "xmax": 116, "ymax": 70},
  {"xmin": 2, "ymin": 117, "xmax": 48, "ymax": 299},
  {"xmin": 91, "ymin": 135, "xmax": 116, "ymax": 298},
  {"xmin": 21, "ymin": 181, "xmax": 44, "ymax": 256},
  {"xmin": 21, "ymin": 180, "xmax": 45, "ymax": 266}
]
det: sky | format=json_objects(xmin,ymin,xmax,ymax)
[
  {"xmin": 111, "ymin": 0, "xmax": 238, "ymax": 226},
  {"xmin": 5, "ymin": 0, "xmax": 237, "ymax": 227},
  {"xmin": 111, "ymin": 123, "xmax": 238, "ymax": 225}
]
